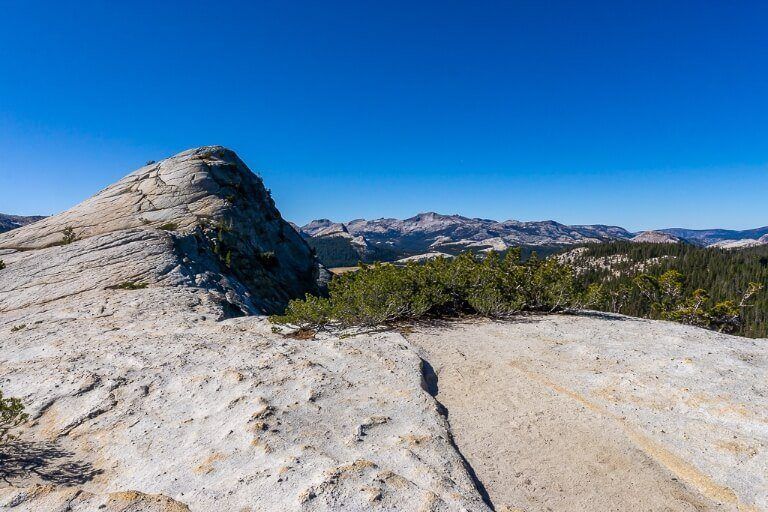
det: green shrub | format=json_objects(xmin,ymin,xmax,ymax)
[
  {"xmin": 272, "ymin": 293, "xmax": 333, "ymax": 329},
  {"xmin": 270, "ymin": 250, "xmax": 577, "ymax": 328},
  {"xmin": 0, "ymin": 260, "xmax": 5, "ymax": 270},
  {"xmin": 61, "ymin": 226, "xmax": 77, "ymax": 245},
  {"xmin": 520, "ymin": 254, "xmax": 577, "ymax": 312},
  {"xmin": 329, "ymin": 263, "xmax": 434, "ymax": 325},
  {"xmin": 10, "ymin": 324, "xmax": 25, "ymax": 332},
  {"xmin": 0, "ymin": 389, "xmax": 27, "ymax": 446},
  {"xmin": 256, "ymin": 251, "xmax": 278, "ymax": 268},
  {"xmin": 707, "ymin": 300, "xmax": 741, "ymax": 333},
  {"xmin": 270, "ymin": 247, "xmax": 766, "ymax": 335},
  {"xmin": 158, "ymin": 222, "xmax": 178, "ymax": 231},
  {"xmin": 107, "ymin": 281, "xmax": 148, "ymax": 290}
]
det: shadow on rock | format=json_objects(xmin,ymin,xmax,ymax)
[
  {"xmin": 0, "ymin": 440, "xmax": 103, "ymax": 486},
  {"xmin": 566, "ymin": 309, "xmax": 629, "ymax": 321},
  {"xmin": 418, "ymin": 356, "xmax": 495, "ymax": 511}
]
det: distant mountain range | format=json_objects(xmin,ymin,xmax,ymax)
[
  {"xmin": 297, "ymin": 213, "xmax": 768, "ymax": 266},
  {"xmin": 298, "ymin": 213, "xmax": 638, "ymax": 266},
  {"xmin": 658, "ymin": 227, "xmax": 768, "ymax": 246}
]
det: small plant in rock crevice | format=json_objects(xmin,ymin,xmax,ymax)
[
  {"xmin": 0, "ymin": 389, "xmax": 28, "ymax": 446},
  {"xmin": 61, "ymin": 226, "xmax": 78, "ymax": 245},
  {"xmin": 158, "ymin": 222, "xmax": 178, "ymax": 231},
  {"xmin": 107, "ymin": 281, "xmax": 148, "ymax": 290},
  {"xmin": 256, "ymin": 251, "xmax": 278, "ymax": 269}
]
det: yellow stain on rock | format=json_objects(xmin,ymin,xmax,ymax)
[
  {"xmin": 508, "ymin": 360, "xmax": 758, "ymax": 512},
  {"xmin": 193, "ymin": 452, "xmax": 226, "ymax": 474}
]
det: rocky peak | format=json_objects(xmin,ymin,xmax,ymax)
[
  {"xmin": 631, "ymin": 231, "xmax": 684, "ymax": 244},
  {"xmin": 405, "ymin": 212, "xmax": 455, "ymax": 222},
  {"xmin": 300, "ymin": 219, "xmax": 350, "ymax": 238},
  {"xmin": 1, "ymin": 147, "xmax": 266, "ymax": 249},
  {"xmin": 0, "ymin": 146, "xmax": 326, "ymax": 314}
]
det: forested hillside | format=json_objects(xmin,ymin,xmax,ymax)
[{"xmin": 569, "ymin": 242, "xmax": 768, "ymax": 337}]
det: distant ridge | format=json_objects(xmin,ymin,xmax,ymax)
[
  {"xmin": 659, "ymin": 226, "xmax": 768, "ymax": 246},
  {"xmin": 0, "ymin": 213, "xmax": 45, "ymax": 233},
  {"xmin": 299, "ymin": 212, "xmax": 633, "ymax": 262},
  {"xmin": 294, "ymin": 214, "xmax": 768, "ymax": 266}
]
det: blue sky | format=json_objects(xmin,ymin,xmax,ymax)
[{"xmin": 1, "ymin": 1, "xmax": 766, "ymax": 231}]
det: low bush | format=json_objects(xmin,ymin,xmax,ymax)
[
  {"xmin": 0, "ymin": 260, "xmax": 5, "ymax": 270},
  {"xmin": 271, "ymin": 250, "xmax": 577, "ymax": 329},
  {"xmin": 61, "ymin": 226, "xmax": 77, "ymax": 245},
  {"xmin": 158, "ymin": 222, "xmax": 178, "ymax": 231},
  {"xmin": 256, "ymin": 251, "xmax": 278, "ymax": 269},
  {"xmin": 271, "ymin": 248, "xmax": 764, "ymax": 335},
  {"xmin": 107, "ymin": 281, "xmax": 148, "ymax": 290}
]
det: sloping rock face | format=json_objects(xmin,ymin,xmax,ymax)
[
  {"xmin": 300, "ymin": 221, "xmax": 371, "ymax": 253},
  {"xmin": 0, "ymin": 229, "xmax": 255, "ymax": 315},
  {"xmin": 0, "ymin": 147, "xmax": 488, "ymax": 511},
  {"xmin": 396, "ymin": 252, "xmax": 453, "ymax": 263},
  {"xmin": 0, "ymin": 146, "xmax": 326, "ymax": 313},
  {"xmin": 297, "ymin": 221, "xmax": 377, "ymax": 267}
]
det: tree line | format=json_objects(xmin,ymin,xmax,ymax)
[{"xmin": 571, "ymin": 242, "xmax": 768, "ymax": 337}]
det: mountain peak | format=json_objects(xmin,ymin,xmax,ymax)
[
  {"xmin": 407, "ymin": 211, "xmax": 465, "ymax": 221},
  {"xmin": 0, "ymin": 146, "xmax": 325, "ymax": 313},
  {"xmin": 0, "ymin": 146, "xmax": 256, "ymax": 250},
  {"xmin": 631, "ymin": 231, "xmax": 683, "ymax": 244}
]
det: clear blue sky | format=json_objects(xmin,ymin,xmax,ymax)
[{"xmin": 1, "ymin": 1, "xmax": 766, "ymax": 231}]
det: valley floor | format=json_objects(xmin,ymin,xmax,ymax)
[{"xmin": 408, "ymin": 315, "xmax": 768, "ymax": 512}]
